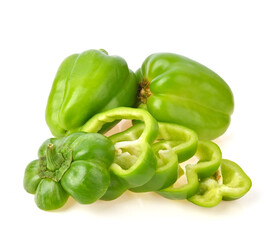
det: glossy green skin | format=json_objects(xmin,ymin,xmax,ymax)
[
  {"xmin": 136, "ymin": 53, "xmax": 234, "ymax": 140},
  {"xmin": 23, "ymin": 132, "xmax": 115, "ymax": 210},
  {"xmin": 75, "ymin": 107, "xmax": 159, "ymax": 201},
  {"xmin": 188, "ymin": 159, "xmax": 252, "ymax": 207},
  {"xmin": 157, "ymin": 140, "xmax": 222, "ymax": 199},
  {"xmin": 46, "ymin": 49, "xmax": 138, "ymax": 137}
]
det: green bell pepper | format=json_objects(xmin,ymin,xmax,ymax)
[
  {"xmin": 23, "ymin": 132, "xmax": 115, "ymax": 210},
  {"xmin": 46, "ymin": 49, "xmax": 138, "ymax": 137},
  {"xmin": 108, "ymin": 122, "xmax": 198, "ymax": 193},
  {"xmin": 157, "ymin": 140, "xmax": 222, "ymax": 199},
  {"xmin": 136, "ymin": 52, "xmax": 234, "ymax": 140},
  {"xmin": 188, "ymin": 159, "xmax": 252, "ymax": 207},
  {"xmin": 74, "ymin": 107, "xmax": 159, "ymax": 200}
]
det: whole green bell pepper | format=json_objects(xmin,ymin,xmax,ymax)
[
  {"xmin": 157, "ymin": 140, "xmax": 222, "ymax": 199},
  {"xmin": 23, "ymin": 132, "xmax": 115, "ymax": 210},
  {"xmin": 46, "ymin": 49, "xmax": 138, "ymax": 137},
  {"xmin": 74, "ymin": 107, "xmax": 159, "ymax": 200},
  {"xmin": 136, "ymin": 53, "xmax": 234, "ymax": 140},
  {"xmin": 188, "ymin": 159, "xmax": 252, "ymax": 207}
]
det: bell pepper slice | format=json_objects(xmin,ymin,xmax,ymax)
[
  {"xmin": 188, "ymin": 159, "xmax": 252, "ymax": 207},
  {"xmin": 23, "ymin": 132, "xmax": 115, "ymax": 210},
  {"xmin": 75, "ymin": 107, "xmax": 159, "ymax": 196},
  {"xmin": 113, "ymin": 122, "xmax": 198, "ymax": 192},
  {"xmin": 157, "ymin": 140, "xmax": 222, "ymax": 199}
]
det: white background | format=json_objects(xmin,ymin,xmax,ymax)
[{"xmin": 1, "ymin": 0, "xmax": 267, "ymax": 239}]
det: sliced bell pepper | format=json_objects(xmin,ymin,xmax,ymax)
[
  {"xmin": 110, "ymin": 122, "xmax": 198, "ymax": 193},
  {"xmin": 23, "ymin": 132, "xmax": 115, "ymax": 210},
  {"xmin": 157, "ymin": 140, "xmax": 222, "ymax": 199},
  {"xmin": 45, "ymin": 49, "xmax": 138, "ymax": 137},
  {"xmin": 74, "ymin": 107, "xmax": 159, "ymax": 200},
  {"xmin": 188, "ymin": 159, "xmax": 252, "ymax": 207},
  {"xmin": 136, "ymin": 52, "xmax": 234, "ymax": 140}
]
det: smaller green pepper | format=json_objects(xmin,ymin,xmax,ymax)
[
  {"xmin": 188, "ymin": 159, "xmax": 252, "ymax": 207},
  {"xmin": 73, "ymin": 107, "xmax": 159, "ymax": 200},
  {"xmin": 157, "ymin": 140, "xmax": 222, "ymax": 199},
  {"xmin": 23, "ymin": 132, "xmax": 115, "ymax": 210}
]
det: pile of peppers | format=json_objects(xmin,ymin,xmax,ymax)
[{"xmin": 23, "ymin": 49, "xmax": 251, "ymax": 210}]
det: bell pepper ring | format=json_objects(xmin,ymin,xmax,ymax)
[
  {"xmin": 23, "ymin": 132, "xmax": 115, "ymax": 210},
  {"xmin": 188, "ymin": 159, "xmax": 252, "ymax": 207},
  {"xmin": 157, "ymin": 140, "xmax": 222, "ymax": 199},
  {"xmin": 110, "ymin": 122, "xmax": 198, "ymax": 193},
  {"xmin": 133, "ymin": 122, "xmax": 198, "ymax": 192}
]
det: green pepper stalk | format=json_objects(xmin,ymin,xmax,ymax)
[
  {"xmin": 136, "ymin": 52, "xmax": 234, "ymax": 140},
  {"xmin": 46, "ymin": 49, "xmax": 138, "ymax": 137},
  {"xmin": 74, "ymin": 107, "xmax": 159, "ymax": 200},
  {"xmin": 23, "ymin": 132, "xmax": 115, "ymax": 210}
]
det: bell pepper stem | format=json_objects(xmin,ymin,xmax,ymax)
[
  {"xmin": 138, "ymin": 79, "xmax": 151, "ymax": 104},
  {"xmin": 99, "ymin": 49, "xmax": 108, "ymax": 55},
  {"xmin": 46, "ymin": 144, "xmax": 62, "ymax": 171}
]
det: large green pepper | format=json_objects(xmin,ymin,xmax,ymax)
[
  {"xmin": 136, "ymin": 53, "xmax": 234, "ymax": 140},
  {"xmin": 23, "ymin": 132, "xmax": 115, "ymax": 210},
  {"xmin": 188, "ymin": 159, "xmax": 252, "ymax": 207},
  {"xmin": 73, "ymin": 107, "xmax": 159, "ymax": 200},
  {"xmin": 46, "ymin": 49, "xmax": 138, "ymax": 137}
]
